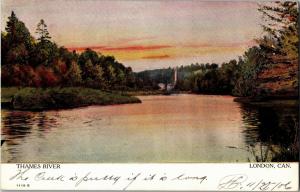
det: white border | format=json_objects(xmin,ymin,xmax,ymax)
[{"xmin": 1, "ymin": 163, "xmax": 298, "ymax": 191}]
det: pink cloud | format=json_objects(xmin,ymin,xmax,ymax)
[{"xmin": 115, "ymin": 36, "xmax": 156, "ymax": 44}]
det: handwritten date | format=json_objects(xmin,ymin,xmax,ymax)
[{"xmin": 218, "ymin": 174, "xmax": 292, "ymax": 191}]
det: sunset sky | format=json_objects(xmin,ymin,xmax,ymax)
[{"xmin": 2, "ymin": 0, "xmax": 263, "ymax": 71}]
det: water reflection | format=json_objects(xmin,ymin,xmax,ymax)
[
  {"xmin": 1, "ymin": 111, "xmax": 59, "ymax": 162},
  {"xmin": 1, "ymin": 95, "xmax": 299, "ymax": 162},
  {"xmin": 2, "ymin": 111, "xmax": 33, "ymax": 142},
  {"xmin": 240, "ymin": 103, "xmax": 299, "ymax": 162}
]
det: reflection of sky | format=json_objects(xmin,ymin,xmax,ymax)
[
  {"xmin": 2, "ymin": 95, "xmax": 249, "ymax": 162},
  {"xmin": 2, "ymin": 0, "xmax": 262, "ymax": 71}
]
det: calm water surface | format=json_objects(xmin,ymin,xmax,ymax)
[{"xmin": 1, "ymin": 94, "xmax": 298, "ymax": 162}]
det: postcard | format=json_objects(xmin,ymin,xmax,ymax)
[{"xmin": 0, "ymin": 0, "xmax": 299, "ymax": 191}]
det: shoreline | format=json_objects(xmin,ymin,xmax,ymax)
[
  {"xmin": 233, "ymin": 96, "xmax": 299, "ymax": 107},
  {"xmin": 1, "ymin": 87, "xmax": 141, "ymax": 111},
  {"xmin": 2, "ymin": 87, "xmax": 298, "ymax": 111}
]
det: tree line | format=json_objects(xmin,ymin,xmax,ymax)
[
  {"xmin": 175, "ymin": 45, "xmax": 268, "ymax": 96},
  {"xmin": 137, "ymin": 2, "xmax": 298, "ymax": 97},
  {"xmin": 1, "ymin": 12, "xmax": 137, "ymax": 90}
]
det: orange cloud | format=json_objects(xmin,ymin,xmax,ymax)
[
  {"xmin": 102, "ymin": 45, "xmax": 172, "ymax": 51},
  {"xmin": 142, "ymin": 55, "xmax": 170, "ymax": 59},
  {"xmin": 66, "ymin": 41, "xmax": 254, "ymax": 62},
  {"xmin": 67, "ymin": 45, "xmax": 173, "ymax": 52}
]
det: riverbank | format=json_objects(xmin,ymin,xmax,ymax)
[
  {"xmin": 126, "ymin": 90, "xmax": 190, "ymax": 96},
  {"xmin": 1, "ymin": 87, "xmax": 141, "ymax": 111},
  {"xmin": 109, "ymin": 89, "xmax": 189, "ymax": 96},
  {"xmin": 121, "ymin": 90, "xmax": 164, "ymax": 96},
  {"xmin": 233, "ymin": 96, "xmax": 299, "ymax": 107}
]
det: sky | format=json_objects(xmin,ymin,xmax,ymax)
[{"xmin": 2, "ymin": 0, "xmax": 263, "ymax": 71}]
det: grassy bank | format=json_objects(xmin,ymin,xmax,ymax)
[
  {"xmin": 1, "ymin": 87, "xmax": 141, "ymax": 111},
  {"xmin": 1, "ymin": 87, "xmax": 19, "ymax": 102}
]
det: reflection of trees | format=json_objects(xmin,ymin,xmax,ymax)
[
  {"xmin": 240, "ymin": 107, "xmax": 260, "ymax": 145},
  {"xmin": 36, "ymin": 112, "xmax": 59, "ymax": 135},
  {"xmin": 2, "ymin": 110, "xmax": 59, "ymax": 162},
  {"xmin": 2, "ymin": 111, "xmax": 34, "ymax": 142},
  {"xmin": 2, "ymin": 111, "xmax": 35, "ymax": 162},
  {"xmin": 2, "ymin": 111, "xmax": 59, "ymax": 142},
  {"xmin": 240, "ymin": 104, "xmax": 299, "ymax": 162},
  {"xmin": 241, "ymin": 105, "xmax": 298, "ymax": 146}
]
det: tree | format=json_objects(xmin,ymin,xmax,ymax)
[
  {"xmin": 115, "ymin": 69, "xmax": 126, "ymax": 88},
  {"xmin": 6, "ymin": 43, "xmax": 29, "ymax": 64},
  {"xmin": 32, "ymin": 41, "xmax": 59, "ymax": 66},
  {"xmin": 65, "ymin": 61, "xmax": 82, "ymax": 86},
  {"xmin": 93, "ymin": 64, "xmax": 106, "ymax": 88},
  {"xmin": 36, "ymin": 66, "xmax": 59, "ymax": 87},
  {"xmin": 3, "ymin": 11, "xmax": 33, "ymax": 65},
  {"xmin": 258, "ymin": 2, "xmax": 298, "ymax": 58},
  {"xmin": 5, "ymin": 11, "xmax": 18, "ymax": 36},
  {"xmin": 217, "ymin": 60, "xmax": 237, "ymax": 93},
  {"xmin": 107, "ymin": 65, "xmax": 117, "ymax": 87},
  {"xmin": 125, "ymin": 67, "xmax": 136, "ymax": 89},
  {"xmin": 36, "ymin": 19, "xmax": 51, "ymax": 44},
  {"xmin": 1, "ymin": 32, "xmax": 9, "ymax": 65},
  {"xmin": 81, "ymin": 59, "xmax": 105, "ymax": 88},
  {"xmin": 78, "ymin": 49, "xmax": 99, "ymax": 67},
  {"xmin": 232, "ymin": 47, "xmax": 266, "ymax": 96},
  {"xmin": 33, "ymin": 19, "xmax": 59, "ymax": 66},
  {"xmin": 5, "ymin": 11, "xmax": 32, "ymax": 46},
  {"xmin": 82, "ymin": 59, "xmax": 93, "ymax": 81}
]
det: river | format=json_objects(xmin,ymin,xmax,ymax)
[{"xmin": 1, "ymin": 94, "xmax": 298, "ymax": 163}]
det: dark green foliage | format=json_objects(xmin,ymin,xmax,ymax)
[
  {"xmin": 5, "ymin": 11, "xmax": 32, "ymax": 48},
  {"xmin": 10, "ymin": 87, "xmax": 141, "ymax": 110},
  {"xmin": 232, "ymin": 47, "xmax": 267, "ymax": 96},
  {"xmin": 2, "ymin": 11, "xmax": 33, "ymax": 65},
  {"xmin": 135, "ymin": 67, "xmax": 177, "ymax": 90},
  {"xmin": 64, "ymin": 61, "xmax": 82, "ymax": 86},
  {"xmin": 136, "ymin": 61, "xmax": 238, "ymax": 94},
  {"xmin": 182, "ymin": 60, "xmax": 238, "ymax": 94}
]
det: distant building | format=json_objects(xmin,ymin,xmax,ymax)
[
  {"xmin": 166, "ymin": 84, "xmax": 173, "ymax": 91},
  {"xmin": 158, "ymin": 67, "xmax": 178, "ymax": 91},
  {"xmin": 158, "ymin": 83, "xmax": 165, "ymax": 90}
]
